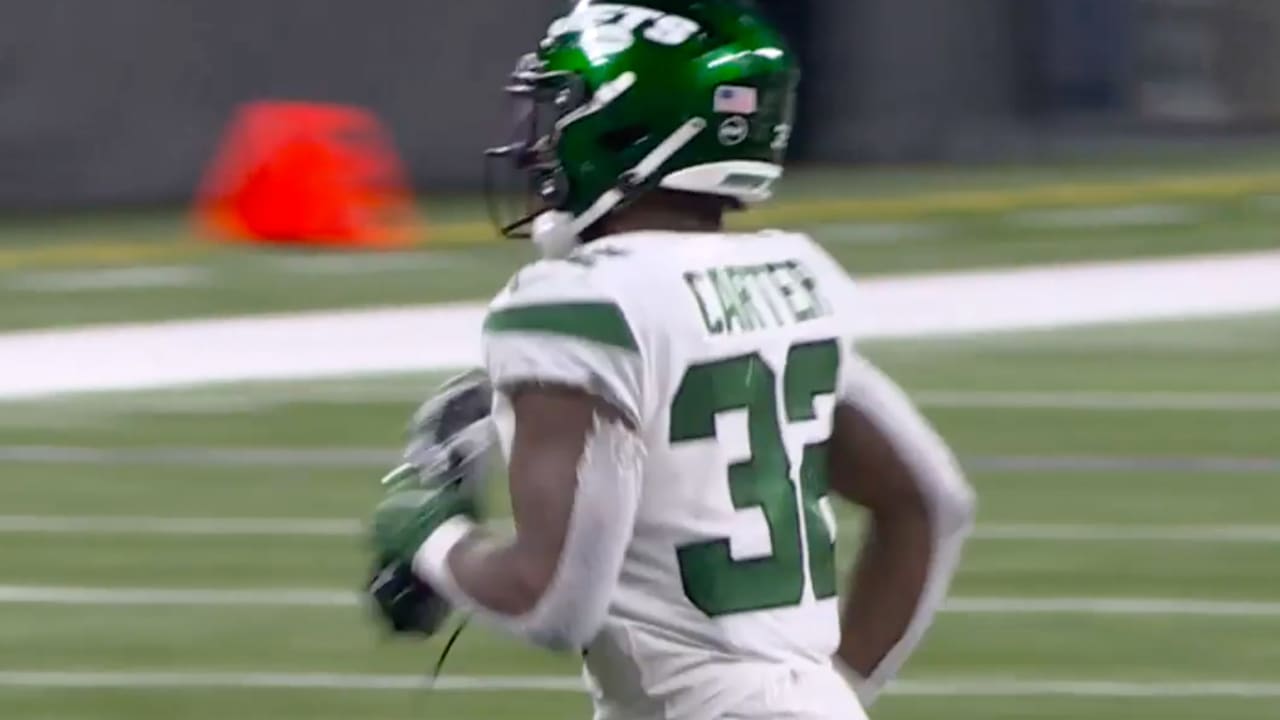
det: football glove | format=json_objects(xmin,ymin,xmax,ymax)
[
  {"xmin": 366, "ymin": 475, "xmax": 477, "ymax": 638},
  {"xmin": 394, "ymin": 369, "xmax": 496, "ymax": 493},
  {"xmin": 371, "ymin": 476, "xmax": 478, "ymax": 564},
  {"xmin": 365, "ymin": 370, "xmax": 495, "ymax": 638},
  {"xmin": 365, "ymin": 557, "xmax": 451, "ymax": 637}
]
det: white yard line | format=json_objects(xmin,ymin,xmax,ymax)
[
  {"xmin": 0, "ymin": 586, "xmax": 356, "ymax": 607},
  {"xmin": 971, "ymin": 524, "xmax": 1280, "ymax": 543},
  {"xmin": 885, "ymin": 679, "xmax": 1280, "ymax": 698},
  {"xmin": 817, "ymin": 221, "xmax": 940, "ymax": 245},
  {"xmin": 2, "ymin": 251, "xmax": 1278, "ymax": 399},
  {"xmin": 946, "ymin": 597, "xmax": 1280, "ymax": 617},
  {"xmin": 0, "ymin": 302, "xmax": 487, "ymax": 400},
  {"xmin": 3, "ymin": 445, "xmax": 1276, "ymax": 473},
  {"xmin": 39, "ymin": 388, "xmax": 1280, "ymax": 417},
  {"xmin": 1254, "ymin": 194, "xmax": 1280, "ymax": 212},
  {"xmin": 0, "ymin": 671, "xmax": 1277, "ymax": 698},
  {"xmin": 7, "ymin": 266, "xmax": 209, "ymax": 293},
  {"xmin": 269, "ymin": 253, "xmax": 458, "ymax": 275},
  {"xmin": 0, "ymin": 671, "xmax": 576, "ymax": 692},
  {"xmin": 914, "ymin": 390, "xmax": 1280, "ymax": 412},
  {"xmin": 0, "ymin": 515, "xmax": 361, "ymax": 536},
  {"xmin": 2, "ymin": 586, "xmax": 1276, "ymax": 616},
  {"xmin": 0, "ymin": 445, "xmax": 392, "ymax": 467},
  {"xmin": 4, "ymin": 516, "xmax": 1280, "ymax": 545},
  {"xmin": 1007, "ymin": 204, "xmax": 1200, "ymax": 229},
  {"xmin": 966, "ymin": 455, "xmax": 1280, "ymax": 473}
]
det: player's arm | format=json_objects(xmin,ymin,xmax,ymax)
[
  {"xmin": 399, "ymin": 259, "xmax": 648, "ymax": 650},
  {"xmin": 829, "ymin": 353, "xmax": 976, "ymax": 706},
  {"xmin": 413, "ymin": 382, "xmax": 642, "ymax": 650}
]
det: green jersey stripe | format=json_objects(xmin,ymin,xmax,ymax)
[{"xmin": 484, "ymin": 302, "xmax": 638, "ymax": 352}]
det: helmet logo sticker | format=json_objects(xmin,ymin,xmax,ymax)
[
  {"xmin": 714, "ymin": 86, "xmax": 759, "ymax": 115},
  {"xmin": 545, "ymin": 5, "xmax": 701, "ymax": 53},
  {"xmin": 718, "ymin": 116, "xmax": 750, "ymax": 147}
]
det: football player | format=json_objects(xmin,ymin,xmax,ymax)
[{"xmin": 368, "ymin": 2, "xmax": 975, "ymax": 718}]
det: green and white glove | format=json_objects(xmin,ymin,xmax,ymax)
[
  {"xmin": 365, "ymin": 467, "xmax": 478, "ymax": 638},
  {"xmin": 397, "ymin": 369, "xmax": 496, "ymax": 494},
  {"xmin": 364, "ymin": 370, "xmax": 495, "ymax": 638},
  {"xmin": 371, "ymin": 467, "xmax": 479, "ymax": 565}
]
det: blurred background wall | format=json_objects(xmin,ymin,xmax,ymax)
[{"xmin": 2, "ymin": 0, "xmax": 1279, "ymax": 210}]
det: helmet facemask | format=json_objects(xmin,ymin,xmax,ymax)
[
  {"xmin": 486, "ymin": 59, "xmax": 710, "ymax": 258},
  {"xmin": 484, "ymin": 54, "xmax": 586, "ymax": 248}
]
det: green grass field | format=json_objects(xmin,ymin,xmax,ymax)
[
  {"xmin": 0, "ymin": 157, "xmax": 1278, "ymax": 330},
  {"xmin": 1, "ymin": 314, "xmax": 1278, "ymax": 719},
  {"xmin": 0, "ymin": 156, "xmax": 1278, "ymax": 718}
]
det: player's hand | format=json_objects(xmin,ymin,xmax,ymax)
[
  {"xmin": 371, "ymin": 368, "xmax": 492, "ymax": 566},
  {"xmin": 365, "ymin": 473, "xmax": 476, "ymax": 637},
  {"xmin": 365, "ymin": 557, "xmax": 452, "ymax": 637},
  {"xmin": 395, "ymin": 369, "xmax": 496, "ymax": 493},
  {"xmin": 371, "ymin": 479, "xmax": 477, "ymax": 566},
  {"xmin": 364, "ymin": 370, "xmax": 493, "ymax": 636}
]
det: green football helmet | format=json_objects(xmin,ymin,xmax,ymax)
[{"xmin": 486, "ymin": 0, "xmax": 799, "ymax": 257}]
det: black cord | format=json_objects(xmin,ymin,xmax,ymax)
[{"xmin": 428, "ymin": 615, "xmax": 472, "ymax": 688}]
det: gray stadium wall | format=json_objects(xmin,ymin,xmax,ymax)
[
  {"xmin": 0, "ymin": 0, "xmax": 563, "ymax": 209},
  {"xmin": 2, "ymin": 0, "xmax": 1277, "ymax": 210}
]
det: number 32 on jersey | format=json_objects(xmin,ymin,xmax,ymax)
[{"xmin": 671, "ymin": 339, "xmax": 839, "ymax": 617}]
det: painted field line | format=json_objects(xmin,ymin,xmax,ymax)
[
  {"xmin": 0, "ymin": 445, "xmax": 392, "ymax": 468},
  {"xmin": 269, "ymin": 253, "xmax": 460, "ymax": 275},
  {"xmin": 3, "ymin": 250, "xmax": 1279, "ymax": 399},
  {"xmin": 885, "ymin": 679, "xmax": 1280, "ymax": 699},
  {"xmin": 7, "ymin": 266, "xmax": 208, "ymax": 293},
  {"xmin": 0, "ymin": 672, "xmax": 1279, "ymax": 698},
  {"xmin": 0, "ymin": 515, "xmax": 362, "ymax": 536},
  {"xmin": 946, "ymin": 597, "xmax": 1280, "ymax": 617},
  {"xmin": 3, "ymin": 586, "xmax": 1278, "ymax": 617},
  {"xmin": 966, "ymin": 456, "xmax": 1280, "ymax": 474},
  {"xmin": 971, "ymin": 524, "xmax": 1280, "ymax": 543},
  {"xmin": 1007, "ymin": 204, "xmax": 1200, "ymax": 230},
  {"xmin": 0, "ymin": 586, "xmax": 357, "ymax": 607},
  {"xmin": 915, "ymin": 391, "xmax": 1280, "ymax": 412},
  {"xmin": 5, "ymin": 516, "xmax": 1280, "ymax": 545},
  {"xmin": 816, "ymin": 221, "xmax": 940, "ymax": 246},
  {"xmin": 4, "ymin": 445, "xmax": 1278, "ymax": 474},
  {"xmin": 37, "ymin": 388, "xmax": 1280, "ymax": 417},
  {"xmin": 0, "ymin": 671, "xmax": 577, "ymax": 692}
]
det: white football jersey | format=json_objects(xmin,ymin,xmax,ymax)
[{"xmin": 482, "ymin": 230, "xmax": 863, "ymax": 719}]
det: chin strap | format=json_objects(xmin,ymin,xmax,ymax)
[{"xmin": 534, "ymin": 116, "xmax": 708, "ymax": 257}]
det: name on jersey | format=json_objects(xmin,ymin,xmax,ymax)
[{"xmin": 683, "ymin": 260, "xmax": 832, "ymax": 336}]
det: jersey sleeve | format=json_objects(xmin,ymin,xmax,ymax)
[{"xmin": 482, "ymin": 260, "xmax": 645, "ymax": 425}]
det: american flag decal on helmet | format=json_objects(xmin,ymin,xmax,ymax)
[{"xmin": 714, "ymin": 85, "xmax": 758, "ymax": 115}]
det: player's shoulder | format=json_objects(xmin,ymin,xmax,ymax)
[{"xmin": 485, "ymin": 247, "xmax": 641, "ymax": 354}]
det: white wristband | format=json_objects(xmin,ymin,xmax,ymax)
[{"xmin": 412, "ymin": 516, "xmax": 476, "ymax": 598}]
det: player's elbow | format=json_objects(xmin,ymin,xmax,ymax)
[
  {"xmin": 920, "ymin": 449, "xmax": 976, "ymax": 539},
  {"xmin": 526, "ymin": 610, "xmax": 606, "ymax": 652},
  {"xmin": 884, "ymin": 444, "xmax": 976, "ymax": 541},
  {"xmin": 934, "ymin": 469, "xmax": 976, "ymax": 539},
  {"xmin": 506, "ymin": 547, "xmax": 561, "ymax": 615},
  {"xmin": 517, "ymin": 571, "xmax": 612, "ymax": 652}
]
